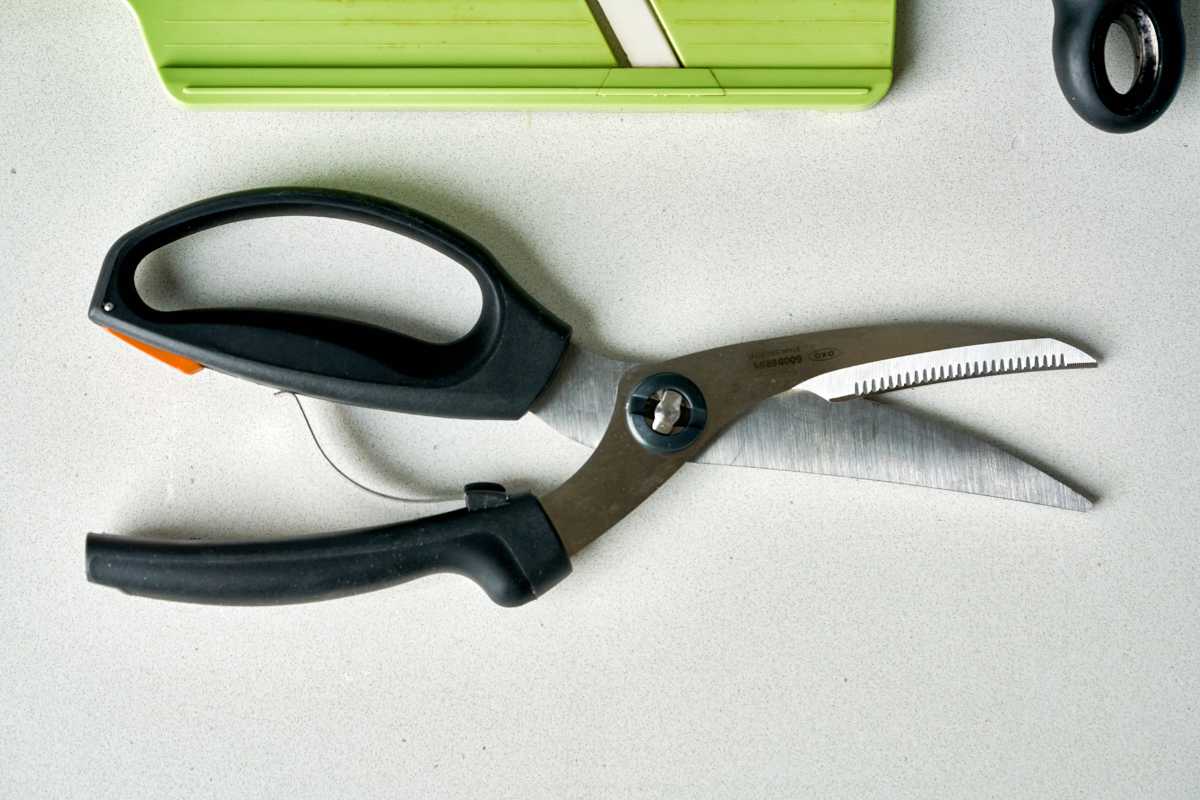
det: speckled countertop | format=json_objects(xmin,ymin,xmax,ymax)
[{"xmin": 2, "ymin": 2, "xmax": 1198, "ymax": 798}]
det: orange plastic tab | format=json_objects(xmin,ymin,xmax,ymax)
[{"xmin": 107, "ymin": 329, "xmax": 204, "ymax": 375}]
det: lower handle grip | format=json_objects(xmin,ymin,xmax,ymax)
[{"xmin": 86, "ymin": 496, "xmax": 571, "ymax": 607}]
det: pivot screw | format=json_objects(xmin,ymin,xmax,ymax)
[
  {"xmin": 626, "ymin": 373, "xmax": 708, "ymax": 454},
  {"xmin": 650, "ymin": 389, "xmax": 685, "ymax": 435}
]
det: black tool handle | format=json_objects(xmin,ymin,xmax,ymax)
[
  {"xmin": 86, "ymin": 496, "xmax": 571, "ymax": 607},
  {"xmin": 1052, "ymin": 0, "xmax": 1185, "ymax": 133},
  {"xmin": 89, "ymin": 188, "xmax": 572, "ymax": 420}
]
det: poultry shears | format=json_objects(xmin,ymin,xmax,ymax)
[{"xmin": 86, "ymin": 188, "xmax": 1098, "ymax": 607}]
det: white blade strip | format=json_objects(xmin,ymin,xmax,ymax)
[
  {"xmin": 798, "ymin": 339, "xmax": 1098, "ymax": 402},
  {"xmin": 590, "ymin": 0, "xmax": 681, "ymax": 67}
]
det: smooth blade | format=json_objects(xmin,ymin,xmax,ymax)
[
  {"xmin": 697, "ymin": 392, "xmax": 1092, "ymax": 511},
  {"xmin": 798, "ymin": 339, "xmax": 1097, "ymax": 402},
  {"xmin": 532, "ymin": 345, "xmax": 628, "ymax": 448}
]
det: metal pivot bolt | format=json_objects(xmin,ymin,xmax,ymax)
[
  {"xmin": 626, "ymin": 373, "xmax": 708, "ymax": 453},
  {"xmin": 651, "ymin": 390, "xmax": 685, "ymax": 434}
]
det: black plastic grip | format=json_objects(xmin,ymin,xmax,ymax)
[
  {"xmin": 86, "ymin": 496, "xmax": 571, "ymax": 607},
  {"xmin": 1052, "ymin": 0, "xmax": 1185, "ymax": 133},
  {"xmin": 89, "ymin": 188, "xmax": 572, "ymax": 420}
]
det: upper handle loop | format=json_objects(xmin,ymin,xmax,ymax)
[
  {"xmin": 89, "ymin": 188, "xmax": 571, "ymax": 420},
  {"xmin": 1052, "ymin": 0, "xmax": 1186, "ymax": 133}
]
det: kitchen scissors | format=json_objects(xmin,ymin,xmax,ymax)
[{"xmin": 86, "ymin": 188, "xmax": 1098, "ymax": 607}]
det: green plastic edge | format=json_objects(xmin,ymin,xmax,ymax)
[
  {"xmin": 154, "ymin": 67, "xmax": 891, "ymax": 110},
  {"xmin": 126, "ymin": 1, "xmax": 894, "ymax": 111}
]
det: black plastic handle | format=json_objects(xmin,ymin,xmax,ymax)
[
  {"xmin": 89, "ymin": 188, "xmax": 572, "ymax": 420},
  {"xmin": 86, "ymin": 495, "xmax": 571, "ymax": 607},
  {"xmin": 1052, "ymin": 0, "xmax": 1185, "ymax": 133}
]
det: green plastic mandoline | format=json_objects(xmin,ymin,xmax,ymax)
[{"xmin": 125, "ymin": 0, "xmax": 896, "ymax": 110}]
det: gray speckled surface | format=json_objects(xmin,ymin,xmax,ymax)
[{"xmin": 2, "ymin": 2, "xmax": 1199, "ymax": 798}]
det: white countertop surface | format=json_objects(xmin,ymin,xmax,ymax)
[{"xmin": 3, "ymin": 2, "xmax": 1199, "ymax": 798}]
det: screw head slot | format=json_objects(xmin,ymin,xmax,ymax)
[{"xmin": 626, "ymin": 373, "xmax": 708, "ymax": 453}]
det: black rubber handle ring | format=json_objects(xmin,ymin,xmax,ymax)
[
  {"xmin": 1052, "ymin": 0, "xmax": 1185, "ymax": 133},
  {"xmin": 89, "ymin": 188, "xmax": 572, "ymax": 420}
]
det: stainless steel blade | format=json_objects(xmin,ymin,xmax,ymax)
[
  {"xmin": 532, "ymin": 345, "xmax": 628, "ymax": 448},
  {"xmin": 798, "ymin": 339, "xmax": 1098, "ymax": 402},
  {"xmin": 532, "ymin": 342, "xmax": 1093, "ymax": 510},
  {"xmin": 541, "ymin": 326, "xmax": 1099, "ymax": 555},
  {"xmin": 697, "ymin": 392, "xmax": 1092, "ymax": 511}
]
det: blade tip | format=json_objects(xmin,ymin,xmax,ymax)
[
  {"xmin": 1053, "ymin": 340, "xmax": 1099, "ymax": 367},
  {"xmin": 1060, "ymin": 489, "xmax": 1096, "ymax": 512}
]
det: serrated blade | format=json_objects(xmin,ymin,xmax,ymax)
[
  {"xmin": 798, "ymin": 339, "xmax": 1097, "ymax": 402},
  {"xmin": 696, "ymin": 392, "xmax": 1092, "ymax": 511}
]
